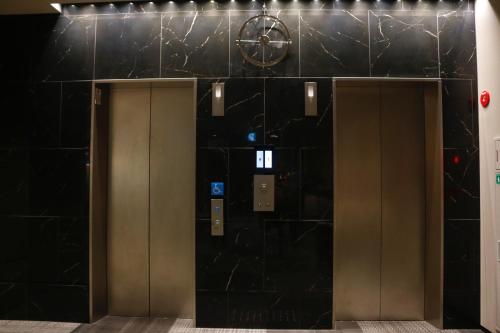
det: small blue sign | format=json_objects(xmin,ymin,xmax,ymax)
[
  {"xmin": 247, "ymin": 132, "xmax": 257, "ymax": 143},
  {"xmin": 211, "ymin": 182, "xmax": 224, "ymax": 196}
]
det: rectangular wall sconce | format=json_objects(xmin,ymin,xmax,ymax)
[
  {"xmin": 304, "ymin": 82, "xmax": 317, "ymax": 117},
  {"xmin": 50, "ymin": 3, "xmax": 62, "ymax": 13},
  {"xmin": 212, "ymin": 82, "xmax": 225, "ymax": 117}
]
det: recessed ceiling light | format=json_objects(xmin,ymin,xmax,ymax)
[{"xmin": 50, "ymin": 3, "xmax": 62, "ymax": 13}]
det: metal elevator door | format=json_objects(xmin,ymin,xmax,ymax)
[
  {"xmin": 107, "ymin": 82, "xmax": 195, "ymax": 318},
  {"xmin": 334, "ymin": 82, "xmax": 426, "ymax": 320}
]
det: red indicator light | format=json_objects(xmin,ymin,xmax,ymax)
[{"xmin": 452, "ymin": 155, "xmax": 461, "ymax": 165}]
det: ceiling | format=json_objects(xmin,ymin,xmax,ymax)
[{"xmin": 0, "ymin": 0, "xmax": 129, "ymax": 15}]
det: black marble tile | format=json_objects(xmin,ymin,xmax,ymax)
[
  {"xmin": 0, "ymin": 283, "xmax": 28, "ymax": 320},
  {"xmin": 196, "ymin": 220, "xmax": 264, "ymax": 292},
  {"xmin": 226, "ymin": 147, "xmax": 300, "ymax": 221},
  {"xmin": 265, "ymin": 78, "xmax": 333, "ymax": 147},
  {"xmin": 29, "ymin": 149, "xmax": 89, "ymax": 217},
  {"xmin": 226, "ymin": 290, "xmax": 332, "ymax": 329},
  {"xmin": 30, "ymin": 83, "xmax": 61, "ymax": 148},
  {"xmin": 227, "ymin": 291, "xmax": 301, "ymax": 329},
  {"xmin": 439, "ymin": 11, "xmax": 476, "ymax": 78},
  {"xmin": 65, "ymin": 2, "xmax": 161, "ymax": 15},
  {"xmin": 196, "ymin": 291, "xmax": 228, "ymax": 328},
  {"xmin": 265, "ymin": 0, "xmax": 402, "ymax": 10},
  {"xmin": 444, "ymin": 219, "xmax": 479, "ymax": 292},
  {"xmin": 227, "ymin": 149, "xmax": 258, "ymax": 220},
  {"xmin": 61, "ymin": 82, "xmax": 92, "ymax": 149},
  {"xmin": 197, "ymin": 79, "xmax": 265, "ymax": 147},
  {"xmin": 0, "ymin": 16, "xmax": 35, "ymax": 81},
  {"xmin": 0, "ymin": 150, "xmax": 30, "ymax": 215},
  {"xmin": 272, "ymin": 148, "xmax": 300, "ymax": 220},
  {"xmin": 28, "ymin": 217, "xmax": 60, "ymax": 284},
  {"xmin": 26, "ymin": 216, "xmax": 88, "ymax": 286},
  {"xmin": 471, "ymin": 79, "xmax": 478, "ymax": 147},
  {"xmin": 0, "ymin": 83, "xmax": 32, "ymax": 148},
  {"xmin": 264, "ymin": 221, "xmax": 332, "ymax": 292},
  {"xmin": 0, "ymin": 217, "xmax": 28, "ymax": 283},
  {"xmin": 161, "ymin": 11, "xmax": 229, "ymax": 77},
  {"xmin": 369, "ymin": 11, "xmax": 439, "ymax": 77},
  {"xmin": 402, "ymin": 0, "xmax": 469, "ymax": 11},
  {"xmin": 59, "ymin": 217, "xmax": 89, "ymax": 286},
  {"xmin": 95, "ymin": 14, "xmax": 161, "ymax": 79},
  {"xmin": 300, "ymin": 10, "xmax": 369, "ymax": 77},
  {"xmin": 300, "ymin": 148, "xmax": 333, "ymax": 220},
  {"xmin": 33, "ymin": 15, "xmax": 95, "ymax": 82},
  {"xmin": 444, "ymin": 290, "xmax": 480, "ymax": 329},
  {"xmin": 27, "ymin": 284, "xmax": 89, "ymax": 322},
  {"xmin": 444, "ymin": 148, "xmax": 480, "ymax": 220},
  {"xmin": 301, "ymin": 292, "xmax": 333, "ymax": 329},
  {"xmin": 229, "ymin": 10, "xmax": 299, "ymax": 77},
  {"xmin": 442, "ymin": 80, "xmax": 475, "ymax": 148},
  {"xmin": 157, "ymin": 1, "xmax": 215, "ymax": 13},
  {"xmin": 196, "ymin": 148, "xmax": 229, "ymax": 219}
]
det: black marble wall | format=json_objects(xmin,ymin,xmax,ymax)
[
  {"xmin": 0, "ymin": 0, "xmax": 479, "ymax": 329},
  {"xmin": 196, "ymin": 78, "xmax": 333, "ymax": 328}
]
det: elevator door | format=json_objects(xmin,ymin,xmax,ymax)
[
  {"xmin": 107, "ymin": 82, "xmax": 195, "ymax": 317},
  {"xmin": 335, "ymin": 82, "xmax": 425, "ymax": 320}
]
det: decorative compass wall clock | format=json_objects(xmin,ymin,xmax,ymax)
[{"xmin": 236, "ymin": 14, "xmax": 292, "ymax": 68}]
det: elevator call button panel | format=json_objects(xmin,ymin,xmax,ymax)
[
  {"xmin": 253, "ymin": 175, "xmax": 275, "ymax": 212},
  {"xmin": 211, "ymin": 199, "xmax": 224, "ymax": 236}
]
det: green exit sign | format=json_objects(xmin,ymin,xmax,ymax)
[{"xmin": 497, "ymin": 174, "xmax": 500, "ymax": 185}]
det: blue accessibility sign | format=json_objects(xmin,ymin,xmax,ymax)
[{"xmin": 211, "ymin": 182, "xmax": 224, "ymax": 196}]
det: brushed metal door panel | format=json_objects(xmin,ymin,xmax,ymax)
[
  {"xmin": 423, "ymin": 82, "xmax": 444, "ymax": 328},
  {"xmin": 107, "ymin": 86, "xmax": 151, "ymax": 316},
  {"xmin": 149, "ymin": 86, "xmax": 195, "ymax": 318},
  {"xmin": 380, "ymin": 85, "xmax": 425, "ymax": 320},
  {"xmin": 334, "ymin": 85, "xmax": 381, "ymax": 320}
]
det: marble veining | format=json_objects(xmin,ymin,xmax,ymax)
[
  {"xmin": 162, "ymin": 12, "xmax": 229, "ymax": 77},
  {"xmin": 36, "ymin": 16, "xmax": 95, "ymax": 81},
  {"xmin": 95, "ymin": 14, "xmax": 161, "ymax": 79},
  {"xmin": 300, "ymin": 10, "xmax": 369, "ymax": 77},
  {"xmin": 438, "ymin": 11, "xmax": 476, "ymax": 78},
  {"xmin": 0, "ymin": 0, "xmax": 479, "ymax": 327},
  {"xmin": 369, "ymin": 11, "xmax": 439, "ymax": 77},
  {"xmin": 196, "ymin": 79, "xmax": 332, "ymax": 328}
]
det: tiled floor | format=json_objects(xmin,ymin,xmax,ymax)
[
  {"xmin": 0, "ymin": 320, "xmax": 80, "ymax": 333},
  {"xmin": 0, "ymin": 318, "xmax": 485, "ymax": 333}
]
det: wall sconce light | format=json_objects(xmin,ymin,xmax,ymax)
[
  {"xmin": 304, "ymin": 82, "xmax": 317, "ymax": 116},
  {"xmin": 50, "ymin": 3, "xmax": 62, "ymax": 13},
  {"xmin": 212, "ymin": 82, "xmax": 225, "ymax": 117}
]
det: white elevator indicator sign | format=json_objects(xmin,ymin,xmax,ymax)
[{"xmin": 256, "ymin": 150, "xmax": 272, "ymax": 169}]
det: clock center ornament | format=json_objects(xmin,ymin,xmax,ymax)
[{"xmin": 236, "ymin": 12, "xmax": 292, "ymax": 68}]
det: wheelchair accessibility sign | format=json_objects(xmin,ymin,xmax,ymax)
[{"xmin": 211, "ymin": 182, "xmax": 224, "ymax": 196}]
